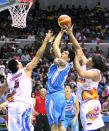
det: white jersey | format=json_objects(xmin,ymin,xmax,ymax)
[
  {"xmin": 7, "ymin": 68, "xmax": 32, "ymax": 105},
  {"xmin": 76, "ymin": 65, "xmax": 101, "ymax": 103}
]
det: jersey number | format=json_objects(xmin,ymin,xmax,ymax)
[{"xmin": 14, "ymin": 80, "xmax": 19, "ymax": 88}]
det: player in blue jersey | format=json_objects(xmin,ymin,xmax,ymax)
[
  {"xmin": 46, "ymin": 29, "xmax": 75, "ymax": 131},
  {"xmin": 62, "ymin": 84, "xmax": 79, "ymax": 131}
]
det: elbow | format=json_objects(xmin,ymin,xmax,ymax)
[{"xmin": 78, "ymin": 71, "xmax": 85, "ymax": 78}]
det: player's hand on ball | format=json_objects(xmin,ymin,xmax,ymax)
[{"xmin": 63, "ymin": 24, "xmax": 74, "ymax": 35}]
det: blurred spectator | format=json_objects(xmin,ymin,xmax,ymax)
[
  {"xmin": 102, "ymin": 96, "xmax": 109, "ymax": 114},
  {"xmin": 94, "ymin": 46, "xmax": 101, "ymax": 54},
  {"xmin": 101, "ymin": 87, "xmax": 109, "ymax": 104},
  {"xmin": 95, "ymin": 2, "xmax": 102, "ymax": 11},
  {"xmin": 104, "ymin": 80, "xmax": 109, "ymax": 93},
  {"xmin": 13, "ymin": 52, "xmax": 21, "ymax": 60},
  {"xmin": 21, "ymin": 50, "xmax": 31, "ymax": 61},
  {"xmin": 34, "ymin": 80, "xmax": 41, "ymax": 96}
]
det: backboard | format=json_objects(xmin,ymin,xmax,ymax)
[{"xmin": 0, "ymin": 0, "xmax": 18, "ymax": 12}]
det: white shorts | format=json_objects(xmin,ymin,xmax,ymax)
[
  {"xmin": 80, "ymin": 100, "xmax": 104, "ymax": 131},
  {"xmin": 8, "ymin": 102, "xmax": 34, "ymax": 131}
]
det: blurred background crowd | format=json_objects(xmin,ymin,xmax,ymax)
[{"xmin": 1, "ymin": 1, "xmax": 109, "ymax": 42}]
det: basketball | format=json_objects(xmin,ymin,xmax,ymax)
[{"xmin": 58, "ymin": 15, "xmax": 71, "ymax": 28}]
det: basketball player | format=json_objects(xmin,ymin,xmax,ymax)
[
  {"xmin": 46, "ymin": 29, "xmax": 75, "ymax": 131},
  {"xmin": 6, "ymin": 30, "xmax": 53, "ymax": 131},
  {"xmin": 64, "ymin": 25, "xmax": 107, "ymax": 131},
  {"xmin": 62, "ymin": 84, "xmax": 79, "ymax": 131}
]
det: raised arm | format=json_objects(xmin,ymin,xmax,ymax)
[
  {"xmin": 53, "ymin": 30, "xmax": 64, "ymax": 58},
  {"xmin": 64, "ymin": 25, "xmax": 87, "ymax": 65},
  {"xmin": 74, "ymin": 54, "xmax": 100, "ymax": 81},
  {"xmin": 73, "ymin": 97, "xmax": 79, "ymax": 125},
  {"xmin": 0, "ymin": 80, "xmax": 7, "ymax": 97},
  {"xmin": 25, "ymin": 30, "xmax": 53, "ymax": 71}
]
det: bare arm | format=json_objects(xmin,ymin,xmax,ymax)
[
  {"xmin": 64, "ymin": 25, "xmax": 87, "ymax": 65},
  {"xmin": 53, "ymin": 30, "xmax": 64, "ymax": 58},
  {"xmin": 33, "ymin": 100, "xmax": 40, "ymax": 116},
  {"xmin": 0, "ymin": 80, "xmax": 7, "ymax": 97},
  {"xmin": 74, "ymin": 55, "xmax": 100, "ymax": 81},
  {"xmin": 74, "ymin": 98, "xmax": 79, "ymax": 120},
  {"xmin": 72, "ymin": 97, "xmax": 79, "ymax": 125},
  {"xmin": 25, "ymin": 30, "xmax": 53, "ymax": 71}
]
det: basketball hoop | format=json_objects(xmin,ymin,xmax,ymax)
[{"xmin": 8, "ymin": 0, "xmax": 33, "ymax": 28}]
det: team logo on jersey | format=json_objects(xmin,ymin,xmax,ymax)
[
  {"xmin": 77, "ymin": 78, "xmax": 85, "ymax": 83},
  {"xmin": 82, "ymin": 88, "xmax": 99, "ymax": 100},
  {"xmin": 86, "ymin": 106, "xmax": 100, "ymax": 120}
]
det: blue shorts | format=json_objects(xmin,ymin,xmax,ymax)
[
  {"xmin": 62, "ymin": 117, "xmax": 79, "ymax": 131},
  {"xmin": 46, "ymin": 91, "xmax": 66, "ymax": 125}
]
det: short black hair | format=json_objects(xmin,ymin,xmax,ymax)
[
  {"xmin": 8, "ymin": 59, "xmax": 18, "ymax": 73},
  {"xmin": 65, "ymin": 83, "xmax": 72, "ymax": 89},
  {"xmin": 68, "ymin": 49, "xmax": 75, "ymax": 62},
  {"xmin": 92, "ymin": 54, "xmax": 107, "ymax": 72}
]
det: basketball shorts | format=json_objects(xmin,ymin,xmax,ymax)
[
  {"xmin": 62, "ymin": 117, "xmax": 79, "ymax": 131},
  {"xmin": 80, "ymin": 100, "xmax": 104, "ymax": 131},
  {"xmin": 8, "ymin": 101, "xmax": 34, "ymax": 131},
  {"xmin": 46, "ymin": 91, "xmax": 66, "ymax": 125}
]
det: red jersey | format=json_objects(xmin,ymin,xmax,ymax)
[{"xmin": 34, "ymin": 96, "xmax": 46, "ymax": 114}]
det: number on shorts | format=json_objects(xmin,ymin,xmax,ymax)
[{"xmin": 14, "ymin": 80, "xmax": 19, "ymax": 88}]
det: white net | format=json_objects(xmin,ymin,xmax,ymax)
[{"xmin": 8, "ymin": 0, "xmax": 33, "ymax": 28}]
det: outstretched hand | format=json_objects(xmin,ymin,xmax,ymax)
[
  {"xmin": 45, "ymin": 30, "xmax": 53, "ymax": 41},
  {"xmin": 62, "ymin": 24, "xmax": 74, "ymax": 35}
]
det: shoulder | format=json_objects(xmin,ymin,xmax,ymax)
[
  {"xmin": 49, "ymin": 63, "xmax": 57, "ymax": 70},
  {"xmin": 67, "ymin": 62, "xmax": 70, "ymax": 67}
]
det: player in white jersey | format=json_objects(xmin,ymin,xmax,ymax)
[
  {"xmin": 63, "ymin": 25, "xmax": 107, "ymax": 131},
  {"xmin": 6, "ymin": 30, "xmax": 53, "ymax": 131}
]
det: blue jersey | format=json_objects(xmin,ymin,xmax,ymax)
[
  {"xmin": 65, "ymin": 94, "xmax": 76, "ymax": 119},
  {"xmin": 47, "ymin": 63, "xmax": 70, "ymax": 93}
]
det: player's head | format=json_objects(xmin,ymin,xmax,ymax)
[
  {"xmin": 65, "ymin": 84, "xmax": 72, "ymax": 94},
  {"xmin": 61, "ymin": 49, "xmax": 75, "ymax": 62},
  {"xmin": 8, "ymin": 59, "xmax": 23, "ymax": 74},
  {"xmin": 86, "ymin": 54, "xmax": 107, "ymax": 72}
]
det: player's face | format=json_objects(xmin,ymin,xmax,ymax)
[
  {"xmin": 61, "ymin": 51, "xmax": 70, "ymax": 62},
  {"xmin": 16, "ymin": 60, "xmax": 23, "ymax": 69},
  {"xmin": 65, "ymin": 85, "xmax": 71, "ymax": 93}
]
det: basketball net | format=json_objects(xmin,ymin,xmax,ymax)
[{"xmin": 8, "ymin": 0, "xmax": 33, "ymax": 28}]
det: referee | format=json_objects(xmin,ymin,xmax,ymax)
[{"xmin": 34, "ymin": 88, "xmax": 50, "ymax": 131}]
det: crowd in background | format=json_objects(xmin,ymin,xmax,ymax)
[{"xmin": 0, "ymin": 2, "xmax": 109, "ymax": 42}]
